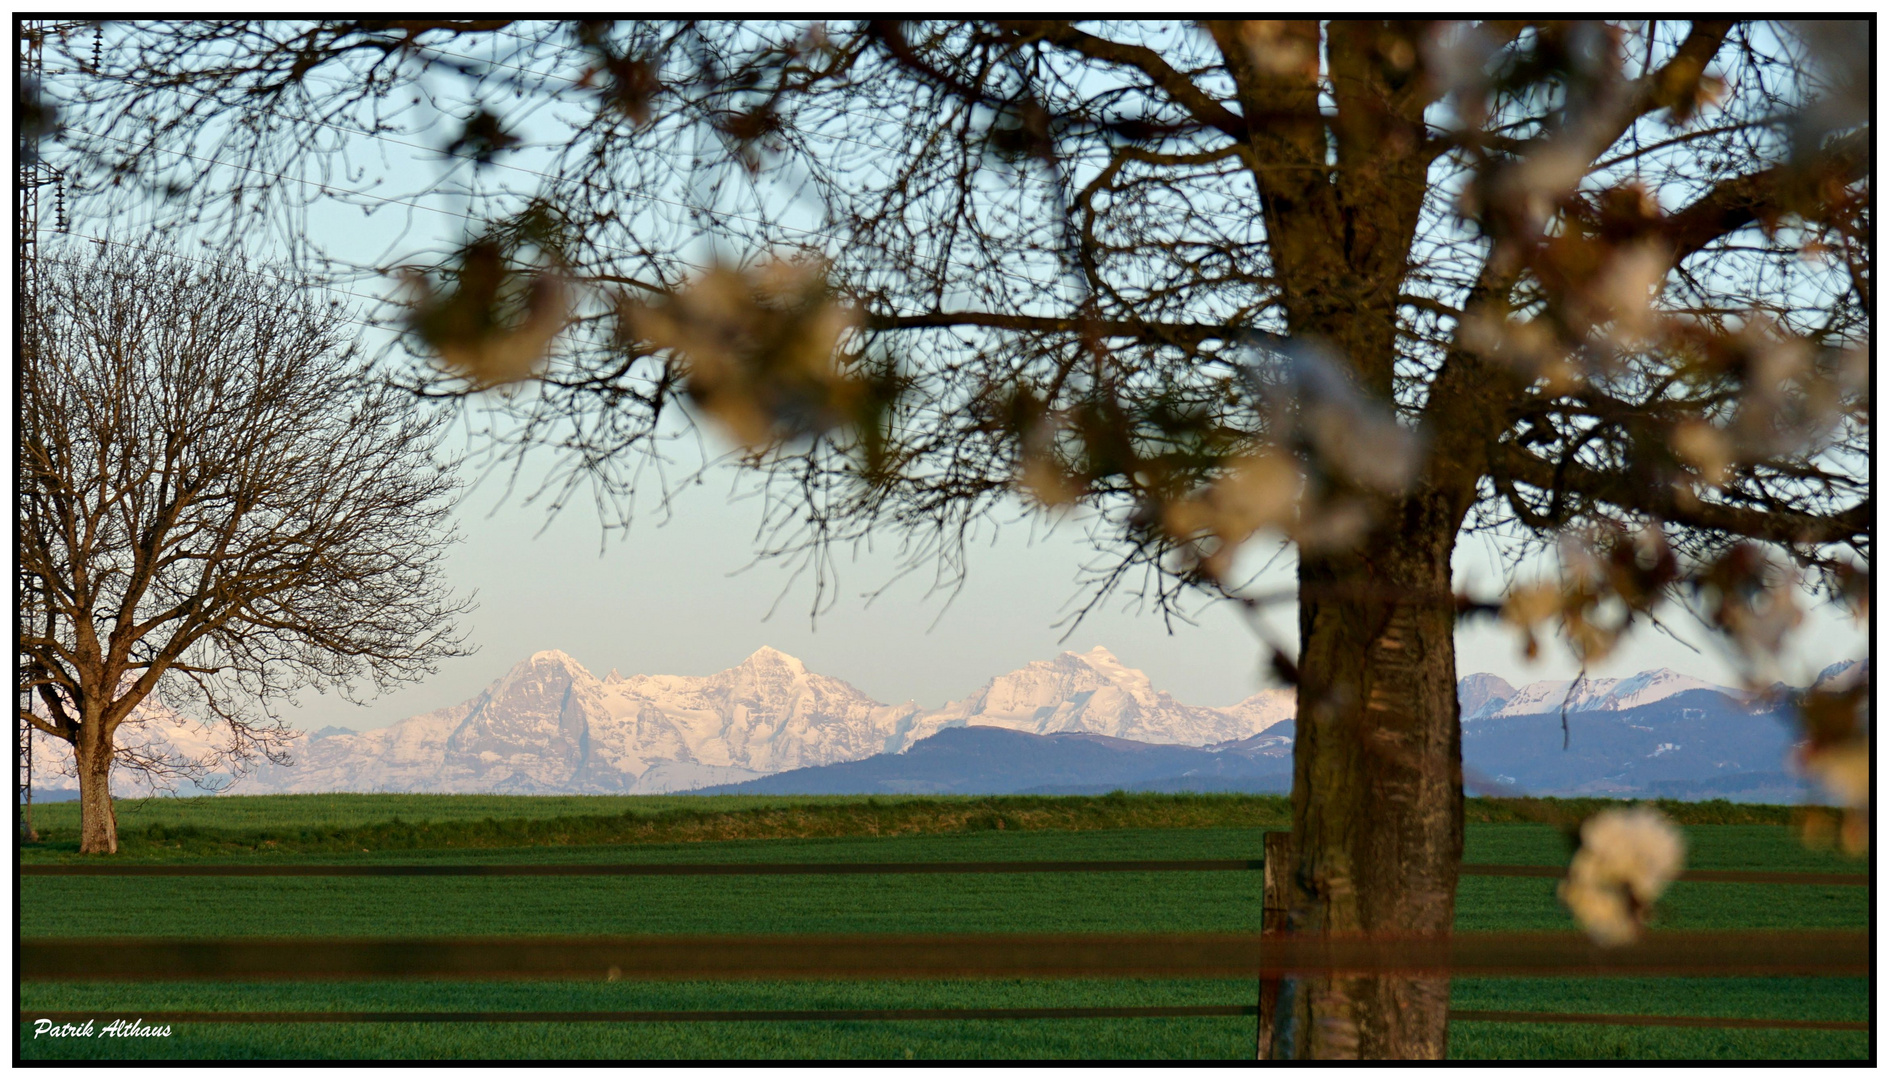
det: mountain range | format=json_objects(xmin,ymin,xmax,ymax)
[
  {"xmin": 700, "ymin": 677, "xmax": 1843, "ymax": 801},
  {"xmin": 27, "ymin": 649, "xmax": 1858, "ymax": 803},
  {"xmin": 30, "ymin": 645, "xmax": 1287, "ymax": 797}
]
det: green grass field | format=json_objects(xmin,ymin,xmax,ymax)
[
  {"xmin": 18, "ymin": 791, "xmax": 1808, "ymax": 860},
  {"xmin": 18, "ymin": 794, "xmax": 1870, "ymax": 1061}
]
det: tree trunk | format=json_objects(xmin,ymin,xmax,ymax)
[
  {"xmin": 73, "ymin": 724, "xmax": 119, "ymax": 855},
  {"xmin": 20, "ymin": 718, "xmax": 39, "ymax": 843},
  {"xmin": 1271, "ymin": 496, "xmax": 1464, "ymax": 1059}
]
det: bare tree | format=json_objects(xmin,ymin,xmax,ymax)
[
  {"xmin": 40, "ymin": 20, "xmax": 1869, "ymax": 1054},
  {"xmin": 18, "ymin": 242, "xmax": 471, "ymax": 854}
]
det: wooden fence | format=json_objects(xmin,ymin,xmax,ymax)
[{"xmin": 19, "ymin": 837, "xmax": 1869, "ymax": 1048}]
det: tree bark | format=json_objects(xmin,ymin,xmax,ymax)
[
  {"xmin": 1271, "ymin": 494, "xmax": 1465, "ymax": 1059},
  {"xmin": 72, "ymin": 719, "xmax": 119, "ymax": 855}
]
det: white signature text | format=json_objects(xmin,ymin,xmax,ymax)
[{"xmin": 34, "ymin": 1018, "xmax": 172, "ymax": 1039}]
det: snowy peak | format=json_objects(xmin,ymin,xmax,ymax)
[
  {"xmin": 1583, "ymin": 669, "xmax": 1722, "ymax": 712},
  {"xmin": 66, "ymin": 646, "xmax": 1762, "ymax": 802},
  {"xmin": 957, "ymin": 650, "xmax": 1156, "ymax": 723},
  {"xmin": 500, "ymin": 650, "xmax": 601, "ymax": 689},
  {"xmin": 1222, "ymin": 688, "xmax": 1295, "ymax": 734},
  {"xmin": 913, "ymin": 648, "xmax": 1271, "ymax": 747},
  {"xmin": 1462, "ymin": 668, "xmax": 1735, "ymax": 721},
  {"xmin": 726, "ymin": 646, "xmax": 815, "ymax": 702},
  {"xmin": 1069, "ymin": 646, "xmax": 1166, "ymax": 699},
  {"xmin": 740, "ymin": 645, "xmax": 807, "ymax": 673},
  {"xmin": 603, "ymin": 647, "xmax": 915, "ymax": 778},
  {"xmin": 444, "ymin": 649, "xmax": 609, "ymax": 791},
  {"xmin": 524, "ymin": 648, "xmax": 587, "ymax": 670},
  {"xmin": 1479, "ymin": 678, "xmax": 1576, "ymax": 719}
]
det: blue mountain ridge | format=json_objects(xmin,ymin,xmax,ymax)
[{"xmin": 702, "ymin": 688, "xmax": 1824, "ymax": 801}]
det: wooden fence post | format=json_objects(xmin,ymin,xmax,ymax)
[{"xmin": 1255, "ymin": 829, "xmax": 1293, "ymax": 1059}]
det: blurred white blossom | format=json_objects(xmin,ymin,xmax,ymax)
[
  {"xmin": 1558, "ymin": 806, "xmax": 1687, "ymax": 945},
  {"xmin": 1163, "ymin": 450, "xmax": 1302, "ymax": 579},
  {"xmin": 1236, "ymin": 21, "xmax": 1319, "ymax": 78},
  {"xmin": 1803, "ymin": 740, "xmax": 1868, "ymax": 809},
  {"xmin": 627, "ymin": 258, "xmax": 865, "ymax": 449}
]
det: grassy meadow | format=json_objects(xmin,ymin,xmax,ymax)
[
  {"xmin": 18, "ymin": 790, "xmax": 1811, "ymax": 860},
  {"xmin": 18, "ymin": 793, "xmax": 1870, "ymax": 1060}
]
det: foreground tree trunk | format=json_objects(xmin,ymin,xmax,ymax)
[
  {"xmin": 1272, "ymin": 494, "xmax": 1467, "ymax": 1058},
  {"xmin": 72, "ymin": 716, "xmax": 119, "ymax": 855}
]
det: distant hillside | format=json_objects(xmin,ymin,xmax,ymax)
[
  {"xmin": 1463, "ymin": 688, "xmax": 1813, "ymax": 801},
  {"xmin": 709, "ymin": 687, "xmax": 1820, "ymax": 802},
  {"xmin": 700, "ymin": 725, "xmax": 1293, "ymax": 796}
]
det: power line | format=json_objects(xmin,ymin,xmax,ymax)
[{"xmin": 14, "ymin": 19, "xmax": 78, "ymax": 846}]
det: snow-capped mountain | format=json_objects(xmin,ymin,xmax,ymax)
[
  {"xmin": 1463, "ymin": 688, "xmax": 1811, "ymax": 801},
  {"xmin": 902, "ymin": 646, "xmax": 1287, "ymax": 748},
  {"xmin": 1217, "ymin": 686, "xmax": 1297, "ymax": 736},
  {"xmin": 717, "ymin": 685, "xmax": 1812, "ymax": 802},
  {"xmin": 227, "ymin": 648, "xmax": 924, "ymax": 795},
  {"xmin": 600, "ymin": 646, "xmax": 925, "ymax": 775},
  {"xmin": 704, "ymin": 725, "xmax": 1295, "ymax": 797},
  {"xmin": 35, "ymin": 645, "xmax": 1285, "ymax": 796},
  {"xmin": 1462, "ymin": 669, "xmax": 1733, "ymax": 722}
]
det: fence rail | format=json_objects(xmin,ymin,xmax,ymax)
[
  {"xmin": 19, "ymin": 861, "xmax": 1869, "ymax": 886},
  {"xmin": 21, "ymin": 930, "xmax": 1867, "ymax": 982},
  {"xmin": 15, "ymin": 1007, "xmax": 1868, "ymax": 1032},
  {"xmin": 21, "ymin": 859, "xmax": 1262, "ymax": 878}
]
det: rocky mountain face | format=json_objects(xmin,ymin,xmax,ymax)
[
  {"xmin": 607, "ymin": 646, "xmax": 925, "ymax": 775},
  {"xmin": 1456, "ymin": 674, "xmax": 1516, "ymax": 720}
]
